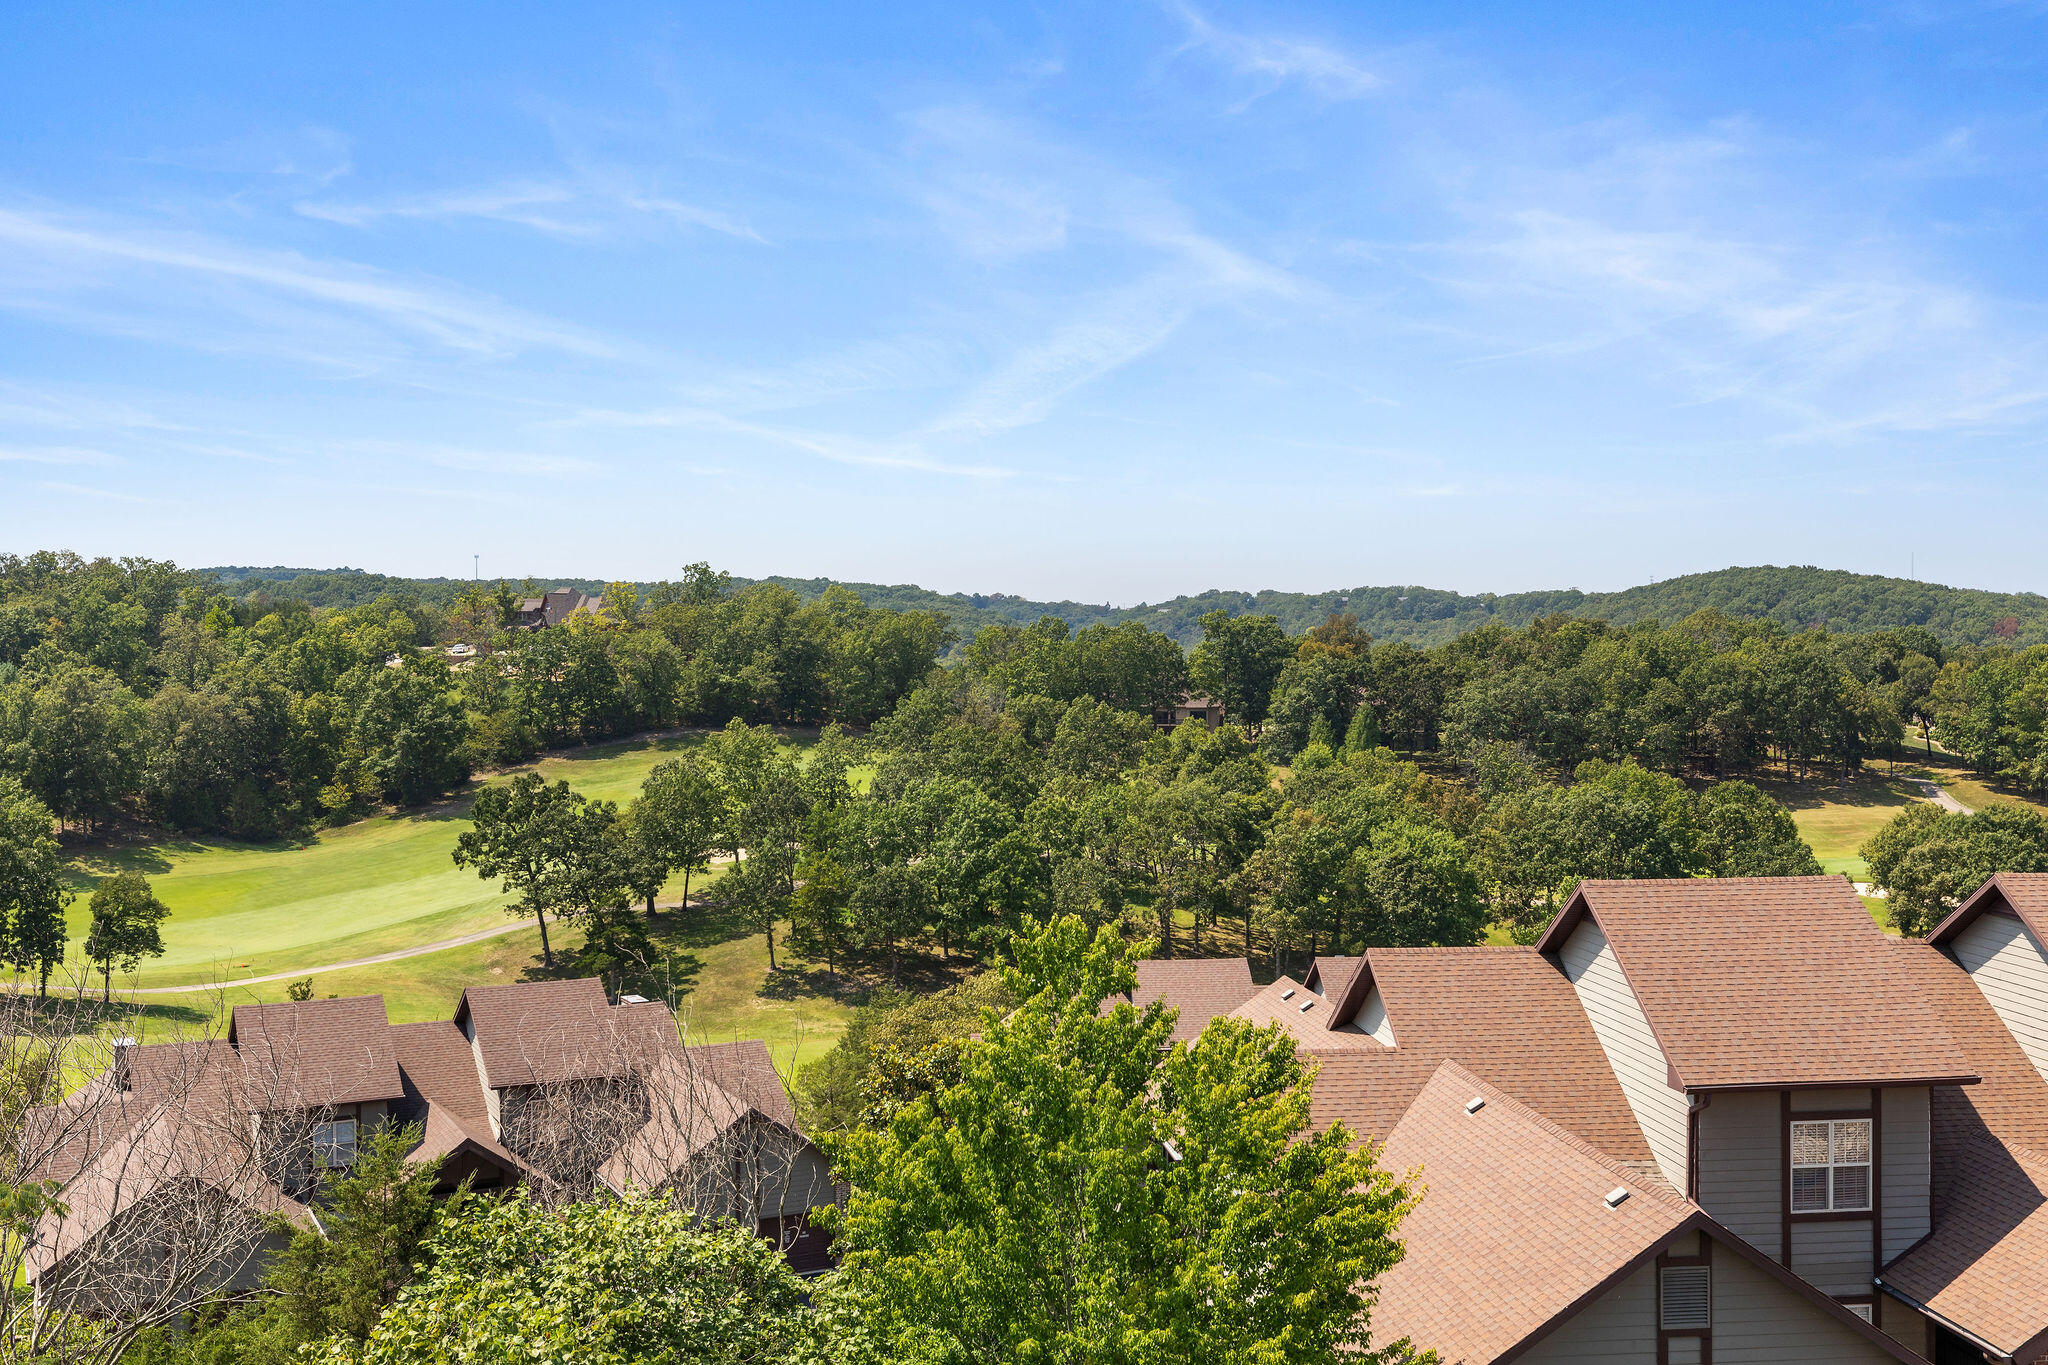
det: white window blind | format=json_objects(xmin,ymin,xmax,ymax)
[
  {"xmin": 314, "ymin": 1117, "xmax": 358, "ymax": 1166},
  {"xmin": 1659, "ymin": 1265, "xmax": 1711, "ymax": 1331},
  {"xmin": 1789, "ymin": 1118, "xmax": 1872, "ymax": 1213}
]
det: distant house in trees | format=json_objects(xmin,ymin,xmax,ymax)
[
  {"xmin": 510, "ymin": 587, "xmax": 603, "ymax": 630},
  {"xmin": 25, "ymin": 980, "xmax": 841, "ymax": 1311},
  {"xmin": 1152, "ymin": 693, "xmax": 1224, "ymax": 731},
  {"xmin": 1135, "ymin": 874, "xmax": 2048, "ymax": 1363}
]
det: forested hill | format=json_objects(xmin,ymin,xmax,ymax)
[{"xmin": 204, "ymin": 564, "xmax": 2048, "ymax": 649}]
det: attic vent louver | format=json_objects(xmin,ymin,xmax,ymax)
[
  {"xmin": 1298, "ymin": 999, "xmax": 1315, "ymax": 1012},
  {"xmin": 1604, "ymin": 1187, "xmax": 1630, "ymax": 1209},
  {"xmin": 1464, "ymin": 1096, "xmax": 1485, "ymax": 1115},
  {"xmin": 1659, "ymin": 1265, "xmax": 1710, "ymax": 1329},
  {"xmin": 1280, "ymin": 989, "xmax": 1295, "ymax": 1001}
]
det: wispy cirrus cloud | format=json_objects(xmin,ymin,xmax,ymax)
[
  {"xmin": 0, "ymin": 205, "xmax": 626, "ymax": 365},
  {"xmin": 1164, "ymin": 1, "xmax": 1381, "ymax": 102},
  {"xmin": 297, "ymin": 175, "xmax": 763, "ymax": 243}
]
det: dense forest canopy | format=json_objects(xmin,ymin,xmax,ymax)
[{"xmin": 207, "ymin": 563, "xmax": 2048, "ymax": 649}]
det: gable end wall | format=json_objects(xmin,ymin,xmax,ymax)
[
  {"xmin": 1558, "ymin": 918, "xmax": 1690, "ymax": 1188},
  {"xmin": 1952, "ymin": 909, "xmax": 2048, "ymax": 1083}
]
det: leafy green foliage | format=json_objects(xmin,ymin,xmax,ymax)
[
  {"xmin": 453, "ymin": 772, "xmax": 623, "ymax": 968},
  {"xmin": 1861, "ymin": 803, "xmax": 2048, "ymax": 936},
  {"xmin": 317, "ymin": 1190, "xmax": 817, "ymax": 1365},
  {"xmin": 822, "ymin": 916, "xmax": 1418, "ymax": 1365},
  {"xmin": 0, "ymin": 775, "xmax": 70, "ymax": 993},
  {"xmin": 82, "ymin": 871, "xmax": 170, "ymax": 1000}
]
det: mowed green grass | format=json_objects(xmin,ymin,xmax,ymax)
[
  {"xmin": 1757, "ymin": 769, "xmax": 1917, "ymax": 881},
  {"xmin": 141, "ymin": 874, "xmax": 857, "ymax": 1078},
  {"xmin": 61, "ymin": 729, "xmax": 820, "ymax": 990}
]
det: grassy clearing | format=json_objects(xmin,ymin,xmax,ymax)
[
  {"xmin": 1753, "ymin": 769, "xmax": 1917, "ymax": 882},
  {"xmin": 59, "ymin": 728, "xmax": 819, "ymax": 989}
]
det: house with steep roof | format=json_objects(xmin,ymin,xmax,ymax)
[
  {"xmin": 26, "ymin": 980, "xmax": 841, "ymax": 1308},
  {"xmin": 1136, "ymin": 874, "xmax": 2048, "ymax": 1363},
  {"xmin": 509, "ymin": 587, "xmax": 603, "ymax": 630}
]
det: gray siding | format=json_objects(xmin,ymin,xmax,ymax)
[
  {"xmin": 1714, "ymin": 1242, "xmax": 1901, "ymax": 1363},
  {"xmin": 1516, "ymin": 1257, "xmax": 1656, "ymax": 1364},
  {"xmin": 1697, "ymin": 1089, "xmax": 1783, "ymax": 1259},
  {"xmin": 1790, "ymin": 1220, "xmax": 1874, "ymax": 1297},
  {"xmin": 1793, "ymin": 1088, "xmax": 1870, "ymax": 1112},
  {"xmin": 1520, "ymin": 1234, "xmax": 1900, "ymax": 1365},
  {"xmin": 1881, "ymin": 1087, "xmax": 1929, "ymax": 1262},
  {"xmin": 1560, "ymin": 918, "xmax": 1690, "ymax": 1188},
  {"xmin": 1953, "ymin": 910, "xmax": 2048, "ymax": 1082}
]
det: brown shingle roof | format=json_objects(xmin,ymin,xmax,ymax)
[
  {"xmin": 1878, "ymin": 940, "xmax": 2048, "ymax": 1360},
  {"xmin": 1304, "ymin": 955, "xmax": 1367, "ymax": 1017},
  {"xmin": 390, "ymin": 1020, "xmax": 491, "ymax": 1125},
  {"xmin": 1368, "ymin": 1061, "xmax": 1694, "ymax": 1363},
  {"xmin": 455, "ymin": 978, "xmax": 618, "ymax": 1088},
  {"xmin": 1372, "ymin": 1061, "xmax": 1924, "ymax": 1365},
  {"xmin": 228, "ymin": 996, "xmax": 405, "ymax": 1109},
  {"xmin": 1229, "ymin": 976, "xmax": 1382, "ymax": 1050},
  {"xmin": 1537, "ymin": 876, "xmax": 1975, "ymax": 1090},
  {"xmin": 1127, "ymin": 958, "xmax": 1258, "ymax": 1045},
  {"xmin": 1309, "ymin": 947, "xmax": 1654, "ymax": 1164},
  {"xmin": 1882, "ymin": 1134, "xmax": 2048, "ymax": 1364}
]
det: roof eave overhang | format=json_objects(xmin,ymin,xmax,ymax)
[
  {"xmin": 1928, "ymin": 875, "xmax": 2009, "ymax": 946},
  {"xmin": 1927, "ymin": 873, "xmax": 2048, "ymax": 949},
  {"xmin": 1531, "ymin": 884, "xmax": 1592, "ymax": 956},
  {"xmin": 1874, "ymin": 1276, "xmax": 2026, "ymax": 1363},
  {"xmin": 1682, "ymin": 1073, "xmax": 1981, "ymax": 1094}
]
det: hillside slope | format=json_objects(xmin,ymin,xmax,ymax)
[{"xmin": 206, "ymin": 564, "xmax": 2048, "ymax": 649}]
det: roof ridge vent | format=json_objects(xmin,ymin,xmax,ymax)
[{"xmin": 1604, "ymin": 1187, "xmax": 1630, "ymax": 1208}]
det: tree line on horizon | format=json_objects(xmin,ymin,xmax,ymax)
[{"xmin": 210, "ymin": 560, "xmax": 2048, "ymax": 650}]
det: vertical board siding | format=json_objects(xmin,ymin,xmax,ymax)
[
  {"xmin": 1713, "ymin": 1240, "xmax": 1903, "ymax": 1363},
  {"xmin": 1516, "ymin": 1258, "xmax": 1657, "ymax": 1363},
  {"xmin": 1560, "ymin": 919, "xmax": 1690, "ymax": 1188},
  {"xmin": 1359, "ymin": 987, "xmax": 1396, "ymax": 1046},
  {"xmin": 1881, "ymin": 1087, "xmax": 1930, "ymax": 1262},
  {"xmin": 1954, "ymin": 911, "xmax": 2048, "ymax": 1082},
  {"xmin": 1791, "ymin": 1220, "xmax": 1876, "ymax": 1297},
  {"xmin": 1698, "ymin": 1090, "xmax": 1784, "ymax": 1259}
]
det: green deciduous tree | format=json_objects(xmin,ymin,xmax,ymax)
[
  {"xmin": 83, "ymin": 871, "xmax": 170, "ymax": 1002},
  {"xmin": 452, "ymin": 773, "xmax": 614, "ymax": 969},
  {"xmin": 318, "ymin": 1189, "xmax": 816, "ymax": 1365},
  {"xmin": 1695, "ymin": 780, "xmax": 1823, "ymax": 877},
  {"xmin": 0, "ymin": 777, "xmax": 70, "ymax": 996},
  {"xmin": 1861, "ymin": 802, "xmax": 2048, "ymax": 936},
  {"xmin": 634, "ymin": 754, "xmax": 721, "ymax": 915},
  {"xmin": 822, "ymin": 915, "xmax": 1418, "ymax": 1365},
  {"xmin": 1189, "ymin": 610, "xmax": 1295, "ymax": 727}
]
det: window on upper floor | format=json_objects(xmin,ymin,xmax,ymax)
[
  {"xmin": 313, "ymin": 1117, "xmax": 358, "ymax": 1167},
  {"xmin": 1790, "ymin": 1118, "xmax": 1871, "ymax": 1212}
]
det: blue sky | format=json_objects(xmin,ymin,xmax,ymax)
[{"xmin": 2, "ymin": 2, "xmax": 2045, "ymax": 602}]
